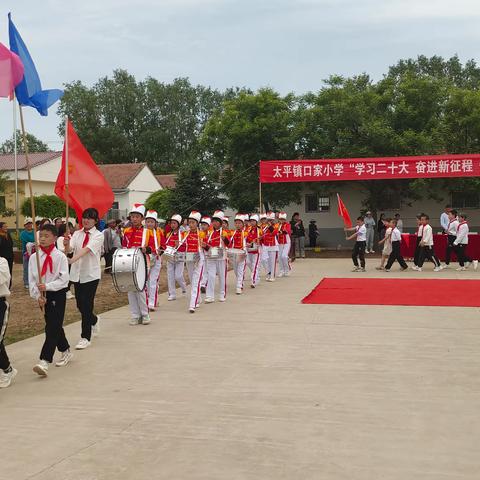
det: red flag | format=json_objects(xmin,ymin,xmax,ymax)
[
  {"xmin": 337, "ymin": 193, "xmax": 352, "ymax": 228},
  {"xmin": 55, "ymin": 120, "xmax": 114, "ymax": 221}
]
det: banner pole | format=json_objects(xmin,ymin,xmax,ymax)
[
  {"xmin": 65, "ymin": 116, "xmax": 69, "ymax": 223},
  {"xmin": 18, "ymin": 105, "xmax": 44, "ymax": 306},
  {"xmin": 259, "ymin": 180, "xmax": 262, "ymax": 214}
]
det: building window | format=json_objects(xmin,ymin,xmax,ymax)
[
  {"xmin": 377, "ymin": 191, "xmax": 401, "ymax": 211},
  {"xmin": 305, "ymin": 194, "xmax": 330, "ymax": 213},
  {"xmin": 452, "ymin": 192, "xmax": 480, "ymax": 209},
  {"xmin": 112, "ymin": 201, "xmax": 119, "ymax": 209}
]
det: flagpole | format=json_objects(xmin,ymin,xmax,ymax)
[
  {"xmin": 18, "ymin": 105, "xmax": 44, "ymax": 306},
  {"xmin": 13, "ymin": 96, "xmax": 19, "ymax": 237},
  {"xmin": 259, "ymin": 180, "xmax": 262, "ymax": 214},
  {"xmin": 65, "ymin": 115, "xmax": 69, "ymax": 223}
]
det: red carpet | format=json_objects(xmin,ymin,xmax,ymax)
[{"xmin": 302, "ymin": 278, "xmax": 480, "ymax": 307}]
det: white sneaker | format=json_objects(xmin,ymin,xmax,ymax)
[
  {"xmin": 433, "ymin": 267, "xmax": 442, "ymax": 272},
  {"xmin": 351, "ymin": 267, "xmax": 360, "ymax": 272},
  {"xmin": 236, "ymin": 288, "xmax": 242, "ymax": 295},
  {"xmin": 55, "ymin": 350, "xmax": 73, "ymax": 367},
  {"xmin": 0, "ymin": 367, "xmax": 17, "ymax": 388},
  {"xmin": 441, "ymin": 264, "xmax": 449, "ymax": 270},
  {"xmin": 66, "ymin": 291, "xmax": 75, "ymax": 300},
  {"xmin": 142, "ymin": 314, "xmax": 151, "ymax": 325},
  {"xmin": 474, "ymin": 260, "xmax": 479, "ymax": 270},
  {"xmin": 411, "ymin": 265, "xmax": 419, "ymax": 271},
  {"xmin": 219, "ymin": 297, "xmax": 226, "ymax": 302},
  {"xmin": 456, "ymin": 266, "xmax": 467, "ymax": 271},
  {"xmin": 33, "ymin": 360, "xmax": 49, "ymax": 376},
  {"xmin": 167, "ymin": 295, "xmax": 176, "ymax": 301},
  {"xmin": 277, "ymin": 272, "xmax": 284, "ymax": 278},
  {"xmin": 205, "ymin": 297, "xmax": 214, "ymax": 304},
  {"xmin": 359, "ymin": 268, "xmax": 366, "ymax": 272},
  {"xmin": 92, "ymin": 316, "xmax": 100, "ymax": 337},
  {"xmin": 75, "ymin": 338, "xmax": 91, "ymax": 350},
  {"xmin": 416, "ymin": 267, "xmax": 422, "ymax": 272}
]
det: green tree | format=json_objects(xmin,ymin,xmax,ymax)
[
  {"xmin": 144, "ymin": 189, "xmax": 173, "ymax": 220},
  {"xmin": 1, "ymin": 131, "xmax": 49, "ymax": 154},
  {"xmin": 21, "ymin": 195, "xmax": 75, "ymax": 219}
]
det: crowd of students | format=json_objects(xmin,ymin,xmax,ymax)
[{"xmin": 0, "ymin": 204, "xmax": 295, "ymax": 389}]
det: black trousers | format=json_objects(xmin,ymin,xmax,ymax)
[
  {"xmin": 74, "ymin": 279, "xmax": 99, "ymax": 341},
  {"xmin": 455, "ymin": 244, "xmax": 471, "ymax": 267},
  {"xmin": 445, "ymin": 235, "xmax": 456, "ymax": 265},
  {"xmin": 418, "ymin": 246, "xmax": 440, "ymax": 268},
  {"xmin": 385, "ymin": 241, "xmax": 408, "ymax": 270},
  {"xmin": 0, "ymin": 298, "xmax": 11, "ymax": 371},
  {"xmin": 352, "ymin": 241, "xmax": 366, "ymax": 268},
  {"xmin": 40, "ymin": 290, "xmax": 69, "ymax": 363},
  {"xmin": 413, "ymin": 236, "xmax": 422, "ymax": 266},
  {"xmin": 104, "ymin": 248, "xmax": 117, "ymax": 274}
]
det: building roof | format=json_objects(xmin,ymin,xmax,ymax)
[
  {"xmin": 97, "ymin": 162, "xmax": 150, "ymax": 190},
  {"xmin": 0, "ymin": 151, "xmax": 62, "ymax": 170},
  {"xmin": 155, "ymin": 174, "xmax": 177, "ymax": 189}
]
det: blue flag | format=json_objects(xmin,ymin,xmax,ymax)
[{"xmin": 8, "ymin": 13, "xmax": 63, "ymax": 116}]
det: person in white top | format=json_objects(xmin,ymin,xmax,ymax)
[
  {"xmin": 0, "ymin": 256, "xmax": 16, "ymax": 388},
  {"xmin": 64, "ymin": 208, "xmax": 104, "ymax": 350},
  {"xmin": 376, "ymin": 218, "xmax": 392, "ymax": 270},
  {"xmin": 364, "ymin": 211, "xmax": 376, "ymax": 253},
  {"xmin": 345, "ymin": 216, "xmax": 367, "ymax": 272},
  {"xmin": 29, "ymin": 224, "xmax": 72, "ymax": 377},
  {"xmin": 394, "ymin": 213, "xmax": 403, "ymax": 233},
  {"xmin": 413, "ymin": 214, "xmax": 441, "ymax": 271},
  {"xmin": 453, "ymin": 213, "xmax": 473, "ymax": 271},
  {"xmin": 384, "ymin": 219, "xmax": 408, "ymax": 271},
  {"xmin": 440, "ymin": 209, "xmax": 459, "ymax": 269},
  {"xmin": 440, "ymin": 204, "xmax": 451, "ymax": 233}
]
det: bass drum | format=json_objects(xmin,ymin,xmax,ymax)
[{"xmin": 112, "ymin": 248, "xmax": 147, "ymax": 293}]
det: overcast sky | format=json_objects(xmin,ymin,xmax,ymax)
[{"xmin": 2, "ymin": 0, "xmax": 480, "ymax": 150}]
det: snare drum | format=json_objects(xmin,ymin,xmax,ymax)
[
  {"xmin": 163, "ymin": 245, "xmax": 177, "ymax": 262},
  {"xmin": 228, "ymin": 248, "xmax": 246, "ymax": 260},
  {"xmin": 112, "ymin": 248, "xmax": 147, "ymax": 293},
  {"xmin": 175, "ymin": 252, "xmax": 186, "ymax": 262},
  {"xmin": 206, "ymin": 246, "xmax": 224, "ymax": 259},
  {"xmin": 246, "ymin": 243, "xmax": 259, "ymax": 253},
  {"xmin": 185, "ymin": 252, "xmax": 200, "ymax": 262}
]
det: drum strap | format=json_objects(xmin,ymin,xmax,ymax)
[{"xmin": 141, "ymin": 228, "xmax": 148, "ymax": 248}]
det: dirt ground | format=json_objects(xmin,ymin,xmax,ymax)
[{"xmin": 5, "ymin": 263, "xmax": 170, "ymax": 345}]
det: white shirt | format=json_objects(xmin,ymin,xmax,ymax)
[
  {"xmin": 421, "ymin": 224, "xmax": 434, "ymax": 246},
  {"xmin": 356, "ymin": 224, "xmax": 367, "ymax": 242},
  {"xmin": 446, "ymin": 219, "xmax": 459, "ymax": 236},
  {"xmin": 440, "ymin": 212, "xmax": 449, "ymax": 232},
  {"xmin": 391, "ymin": 227, "xmax": 402, "ymax": 242},
  {"xmin": 69, "ymin": 227, "xmax": 104, "ymax": 283},
  {"xmin": 454, "ymin": 222, "xmax": 469, "ymax": 245},
  {"xmin": 29, "ymin": 248, "xmax": 69, "ymax": 300},
  {"xmin": 0, "ymin": 257, "xmax": 11, "ymax": 298}
]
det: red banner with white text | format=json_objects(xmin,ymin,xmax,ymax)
[{"xmin": 259, "ymin": 154, "xmax": 480, "ymax": 183}]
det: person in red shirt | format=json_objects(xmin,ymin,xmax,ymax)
[
  {"xmin": 228, "ymin": 214, "xmax": 248, "ymax": 295},
  {"xmin": 277, "ymin": 212, "xmax": 292, "ymax": 277},
  {"xmin": 246, "ymin": 214, "xmax": 262, "ymax": 288},
  {"xmin": 261, "ymin": 211, "xmax": 279, "ymax": 282},
  {"xmin": 144, "ymin": 210, "xmax": 164, "ymax": 311},
  {"xmin": 164, "ymin": 214, "xmax": 187, "ymax": 301},
  {"xmin": 122, "ymin": 204, "xmax": 150, "ymax": 325},
  {"xmin": 199, "ymin": 216, "xmax": 211, "ymax": 293}
]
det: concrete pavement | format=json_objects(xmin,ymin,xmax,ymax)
[{"xmin": 1, "ymin": 259, "xmax": 480, "ymax": 479}]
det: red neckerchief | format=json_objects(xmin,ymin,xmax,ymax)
[
  {"xmin": 457, "ymin": 221, "xmax": 467, "ymax": 233},
  {"xmin": 40, "ymin": 244, "xmax": 55, "ymax": 276},
  {"xmin": 82, "ymin": 229, "xmax": 90, "ymax": 248}
]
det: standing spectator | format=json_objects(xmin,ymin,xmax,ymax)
[
  {"xmin": 0, "ymin": 223, "xmax": 14, "ymax": 281},
  {"xmin": 364, "ymin": 211, "xmax": 376, "ymax": 253},
  {"xmin": 290, "ymin": 212, "xmax": 305, "ymax": 258},
  {"xmin": 103, "ymin": 219, "xmax": 122, "ymax": 274},
  {"xmin": 440, "ymin": 204, "xmax": 452, "ymax": 233},
  {"xmin": 20, "ymin": 217, "xmax": 35, "ymax": 289},
  {"xmin": 394, "ymin": 213, "xmax": 403, "ymax": 233},
  {"xmin": 377, "ymin": 213, "xmax": 386, "ymax": 242},
  {"xmin": 53, "ymin": 217, "xmax": 63, "ymax": 229},
  {"xmin": 308, "ymin": 220, "xmax": 319, "ymax": 247}
]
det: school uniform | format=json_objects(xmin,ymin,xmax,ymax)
[
  {"xmin": 229, "ymin": 228, "xmax": 248, "ymax": 292},
  {"xmin": 417, "ymin": 224, "xmax": 441, "ymax": 269},
  {"xmin": 277, "ymin": 222, "xmax": 292, "ymax": 277},
  {"xmin": 352, "ymin": 224, "xmax": 367, "ymax": 268},
  {"xmin": 444, "ymin": 218, "xmax": 459, "ymax": 266},
  {"xmin": 182, "ymin": 228, "xmax": 205, "ymax": 311},
  {"xmin": 165, "ymin": 230, "xmax": 187, "ymax": 300},
  {"xmin": 145, "ymin": 227, "xmax": 164, "ymax": 309},
  {"xmin": 29, "ymin": 246, "xmax": 70, "ymax": 363},
  {"xmin": 69, "ymin": 227, "xmax": 104, "ymax": 340},
  {"xmin": 385, "ymin": 227, "xmax": 408, "ymax": 270},
  {"xmin": 454, "ymin": 221, "xmax": 472, "ymax": 267},
  {"xmin": 261, "ymin": 223, "xmax": 280, "ymax": 281},
  {"xmin": 246, "ymin": 225, "xmax": 262, "ymax": 287},
  {"xmin": 259, "ymin": 222, "xmax": 270, "ymax": 274},
  {"xmin": 204, "ymin": 228, "xmax": 229, "ymax": 301}
]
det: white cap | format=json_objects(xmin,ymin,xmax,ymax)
[
  {"xmin": 250, "ymin": 214, "xmax": 259, "ymax": 223},
  {"xmin": 169, "ymin": 214, "xmax": 182, "ymax": 225},
  {"xmin": 266, "ymin": 211, "xmax": 276, "ymax": 220},
  {"xmin": 23, "ymin": 217, "xmax": 33, "ymax": 225},
  {"xmin": 212, "ymin": 210, "xmax": 225, "ymax": 221},
  {"xmin": 259, "ymin": 212, "xmax": 267, "ymax": 220},
  {"xmin": 35, "ymin": 216, "xmax": 43, "ymax": 222},
  {"xmin": 145, "ymin": 210, "xmax": 158, "ymax": 222},
  {"xmin": 188, "ymin": 211, "xmax": 202, "ymax": 223},
  {"xmin": 234, "ymin": 214, "xmax": 245, "ymax": 223},
  {"xmin": 129, "ymin": 203, "xmax": 146, "ymax": 216},
  {"xmin": 200, "ymin": 216, "xmax": 211, "ymax": 226},
  {"xmin": 279, "ymin": 212, "xmax": 287, "ymax": 220}
]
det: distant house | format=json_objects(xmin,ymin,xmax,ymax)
[
  {"xmin": 98, "ymin": 163, "xmax": 161, "ymax": 219},
  {"xmin": 155, "ymin": 174, "xmax": 177, "ymax": 189}
]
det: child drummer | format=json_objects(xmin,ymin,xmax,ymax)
[
  {"xmin": 165, "ymin": 214, "xmax": 187, "ymax": 301},
  {"xmin": 246, "ymin": 214, "xmax": 262, "ymax": 288},
  {"xmin": 230, "ymin": 214, "xmax": 248, "ymax": 294},
  {"xmin": 182, "ymin": 211, "xmax": 206, "ymax": 313},
  {"xmin": 122, "ymin": 204, "xmax": 151, "ymax": 325},
  {"xmin": 277, "ymin": 212, "xmax": 291, "ymax": 277},
  {"xmin": 199, "ymin": 216, "xmax": 211, "ymax": 294},
  {"xmin": 144, "ymin": 210, "xmax": 164, "ymax": 311},
  {"xmin": 261, "ymin": 212, "xmax": 280, "ymax": 282}
]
